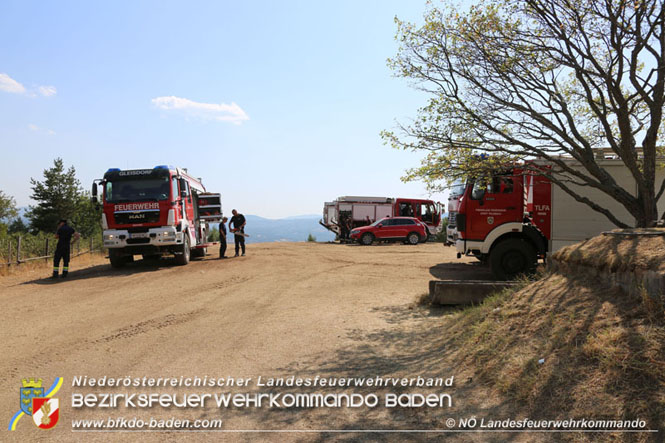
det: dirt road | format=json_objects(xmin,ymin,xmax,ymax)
[{"xmin": 0, "ymin": 242, "xmax": 497, "ymax": 442}]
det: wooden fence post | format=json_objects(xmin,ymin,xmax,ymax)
[
  {"xmin": 45, "ymin": 238, "xmax": 50, "ymax": 264},
  {"xmin": 89, "ymin": 237, "xmax": 93, "ymax": 253},
  {"xmin": 7, "ymin": 240, "xmax": 11, "ymax": 266},
  {"xmin": 16, "ymin": 236, "xmax": 21, "ymax": 265}
]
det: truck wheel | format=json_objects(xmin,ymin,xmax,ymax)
[
  {"xmin": 406, "ymin": 232, "xmax": 420, "ymax": 245},
  {"xmin": 489, "ymin": 239, "xmax": 536, "ymax": 280},
  {"xmin": 360, "ymin": 233, "xmax": 374, "ymax": 246},
  {"xmin": 109, "ymin": 250, "xmax": 125, "ymax": 268},
  {"xmin": 175, "ymin": 234, "xmax": 191, "ymax": 265},
  {"xmin": 191, "ymin": 247, "xmax": 207, "ymax": 258},
  {"xmin": 473, "ymin": 252, "xmax": 488, "ymax": 264}
]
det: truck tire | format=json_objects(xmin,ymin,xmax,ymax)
[
  {"xmin": 360, "ymin": 233, "xmax": 374, "ymax": 246},
  {"xmin": 175, "ymin": 234, "xmax": 191, "ymax": 265},
  {"xmin": 109, "ymin": 249, "xmax": 125, "ymax": 268},
  {"xmin": 489, "ymin": 239, "xmax": 537, "ymax": 280},
  {"xmin": 406, "ymin": 232, "xmax": 420, "ymax": 245},
  {"xmin": 473, "ymin": 252, "xmax": 488, "ymax": 264},
  {"xmin": 191, "ymin": 247, "xmax": 207, "ymax": 258}
]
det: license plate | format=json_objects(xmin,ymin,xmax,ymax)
[{"xmin": 130, "ymin": 232, "xmax": 149, "ymax": 239}]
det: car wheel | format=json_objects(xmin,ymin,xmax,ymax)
[
  {"xmin": 407, "ymin": 232, "xmax": 420, "ymax": 245},
  {"xmin": 360, "ymin": 233, "xmax": 374, "ymax": 245}
]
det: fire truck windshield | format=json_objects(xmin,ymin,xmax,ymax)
[
  {"xmin": 450, "ymin": 181, "xmax": 466, "ymax": 198},
  {"xmin": 104, "ymin": 178, "xmax": 171, "ymax": 203}
]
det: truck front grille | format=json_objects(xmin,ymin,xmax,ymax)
[
  {"xmin": 114, "ymin": 210, "xmax": 160, "ymax": 225},
  {"xmin": 448, "ymin": 212, "xmax": 457, "ymax": 227}
]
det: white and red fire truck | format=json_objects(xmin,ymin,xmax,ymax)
[
  {"xmin": 321, "ymin": 196, "xmax": 444, "ymax": 239},
  {"xmin": 92, "ymin": 165, "xmax": 222, "ymax": 267},
  {"xmin": 454, "ymin": 155, "xmax": 665, "ymax": 279}
]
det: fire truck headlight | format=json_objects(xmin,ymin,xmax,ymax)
[{"xmin": 103, "ymin": 234, "xmax": 114, "ymax": 240}]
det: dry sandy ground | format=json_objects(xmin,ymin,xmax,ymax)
[{"xmin": 0, "ymin": 242, "xmax": 508, "ymax": 443}]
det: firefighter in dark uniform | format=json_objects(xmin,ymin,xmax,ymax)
[
  {"xmin": 52, "ymin": 219, "xmax": 79, "ymax": 279},
  {"xmin": 229, "ymin": 209, "xmax": 246, "ymax": 257},
  {"xmin": 219, "ymin": 217, "xmax": 228, "ymax": 259},
  {"xmin": 339, "ymin": 214, "xmax": 349, "ymax": 242}
]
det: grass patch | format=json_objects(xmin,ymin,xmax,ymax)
[{"xmin": 434, "ymin": 270, "xmax": 665, "ymax": 434}]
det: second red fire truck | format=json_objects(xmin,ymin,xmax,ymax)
[
  {"xmin": 453, "ymin": 155, "xmax": 665, "ymax": 279},
  {"xmin": 321, "ymin": 196, "xmax": 444, "ymax": 240}
]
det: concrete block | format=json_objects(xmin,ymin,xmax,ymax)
[{"xmin": 429, "ymin": 280, "xmax": 520, "ymax": 305}]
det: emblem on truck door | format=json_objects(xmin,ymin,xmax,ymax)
[{"xmin": 487, "ymin": 216, "xmax": 494, "ymax": 225}]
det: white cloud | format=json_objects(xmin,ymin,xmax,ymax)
[
  {"xmin": 28, "ymin": 124, "xmax": 56, "ymax": 135},
  {"xmin": 0, "ymin": 73, "xmax": 57, "ymax": 97},
  {"xmin": 151, "ymin": 96, "xmax": 249, "ymax": 125},
  {"xmin": 0, "ymin": 73, "xmax": 26, "ymax": 94},
  {"xmin": 38, "ymin": 85, "xmax": 57, "ymax": 97}
]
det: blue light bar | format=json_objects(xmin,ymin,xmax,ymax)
[
  {"xmin": 106, "ymin": 168, "xmax": 121, "ymax": 172},
  {"xmin": 153, "ymin": 165, "xmax": 174, "ymax": 170}
]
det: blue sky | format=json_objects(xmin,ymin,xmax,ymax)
[{"xmin": 0, "ymin": 0, "xmax": 449, "ymax": 218}]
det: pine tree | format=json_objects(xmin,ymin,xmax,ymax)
[{"xmin": 27, "ymin": 158, "xmax": 97, "ymax": 234}]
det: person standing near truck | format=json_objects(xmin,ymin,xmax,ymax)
[
  {"xmin": 339, "ymin": 214, "xmax": 349, "ymax": 242},
  {"xmin": 52, "ymin": 219, "xmax": 80, "ymax": 279},
  {"xmin": 229, "ymin": 209, "xmax": 246, "ymax": 257},
  {"xmin": 219, "ymin": 217, "xmax": 228, "ymax": 259}
]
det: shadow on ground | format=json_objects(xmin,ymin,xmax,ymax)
[
  {"xmin": 219, "ymin": 273, "xmax": 664, "ymax": 442},
  {"xmin": 18, "ymin": 255, "xmax": 208, "ymax": 286},
  {"xmin": 429, "ymin": 261, "xmax": 496, "ymax": 281}
]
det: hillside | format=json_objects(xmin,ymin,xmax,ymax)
[
  {"xmin": 237, "ymin": 214, "xmax": 335, "ymax": 243},
  {"xmin": 428, "ymin": 233, "xmax": 665, "ymax": 440}
]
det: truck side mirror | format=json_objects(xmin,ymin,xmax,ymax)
[
  {"xmin": 179, "ymin": 178, "xmax": 188, "ymax": 199},
  {"xmin": 91, "ymin": 183, "xmax": 98, "ymax": 204},
  {"xmin": 377, "ymin": 223, "xmax": 383, "ymax": 228}
]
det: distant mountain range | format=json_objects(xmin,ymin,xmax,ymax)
[
  {"xmin": 16, "ymin": 207, "xmax": 335, "ymax": 243},
  {"xmin": 220, "ymin": 215, "xmax": 335, "ymax": 244}
]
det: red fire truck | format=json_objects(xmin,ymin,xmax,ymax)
[
  {"xmin": 454, "ymin": 156, "xmax": 665, "ymax": 279},
  {"xmin": 92, "ymin": 165, "xmax": 222, "ymax": 267},
  {"xmin": 321, "ymin": 196, "xmax": 444, "ymax": 239}
]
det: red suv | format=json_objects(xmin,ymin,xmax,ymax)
[{"xmin": 350, "ymin": 217, "xmax": 427, "ymax": 245}]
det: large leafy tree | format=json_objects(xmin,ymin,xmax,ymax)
[
  {"xmin": 383, "ymin": 0, "xmax": 665, "ymax": 227},
  {"xmin": 27, "ymin": 158, "xmax": 100, "ymax": 236}
]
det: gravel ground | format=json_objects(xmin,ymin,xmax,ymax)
[{"xmin": 1, "ymin": 242, "xmax": 502, "ymax": 442}]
